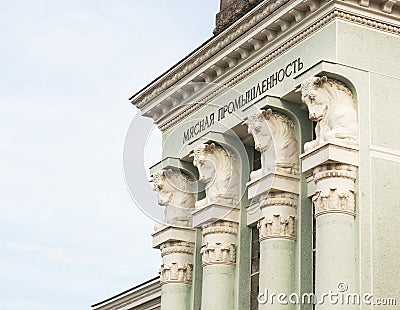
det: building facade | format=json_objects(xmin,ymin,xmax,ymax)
[{"xmin": 93, "ymin": 0, "xmax": 400, "ymax": 309}]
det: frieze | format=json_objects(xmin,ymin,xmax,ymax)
[{"xmin": 157, "ymin": 8, "xmax": 400, "ymax": 132}]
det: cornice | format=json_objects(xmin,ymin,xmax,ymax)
[
  {"xmin": 130, "ymin": 0, "xmax": 292, "ymax": 109},
  {"xmin": 132, "ymin": 0, "xmax": 400, "ymax": 131},
  {"xmin": 159, "ymin": 5, "xmax": 400, "ymax": 132}
]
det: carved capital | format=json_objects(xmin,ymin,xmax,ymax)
[
  {"xmin": 311, "ymin": 163, "xmax": 358, "ymax": 217},
  {"xmin": 202, "ymin": 220, "xmax": 238, "ymax": 237},
  {"xmin": 158, "ymin": 241, "xmax": 195, "ymax": 285},
  {"xmin": 258, "ymin": 214, "xmax": 296, "ymax": 241},
  {"xmin": 160, "ymin": 262, "xmax": 193, "ymax": 284},
  {"xmin": 200, "ymin": 242, "xmax": 236, "ymax": 266},
  {"xmin": 260, "ymin": 192, "xmax": 297, "ymax": 209},
  {"xmin": 201, "ymin": 220, "xmax": 237, "ymax": 266},
  {"xmin": 160, "ymin": 241, "xmax": 195, "ymax": 257},
  {"xmin": 313, "ymin": 164, "xmax": 357, "ymax": 182},
  {"xmin": 313, "ymin": 189, "xmax": 356, "ymax": 217}
]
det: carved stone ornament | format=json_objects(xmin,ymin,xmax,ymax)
[
  {"xmin": 191, "ymin": 143, "xmax": 240, "ymax": 208},
  {"xmin": 160, "ymin": 262, "xmax": 193, "ymax": 284},
  {"xmin": 259, "ymin": 191, "xmax": 297, "ymax": 209},
  {"xmin": 151, "ymin": 169, "xmax": 195, "ymax": 227},
  {"xmin": 298, "ymin": 76, "xmax": 359, "ymax": 152},
  {"xmin": 258, "ymin": 214, "xmax": 296, "ymax": 241},
  {"xmin": 159, "ymin": 241, "xmax": 194, "ymax": 284},
  {"xmin": 312, "ymin": 163, "xmax": 357, "ymax": 217},
  {"xmin": 160, "ymin": 241, "xmax": 195, "ymax": 257},
  {"xmin": 200, "ymin": 242, "xmax": 236, "ymax": 266},
  {"xmin": 313, "ymin": 189, "xmax": 356, "ymax": 217},
  {"xmin": 243, "ymin": 109, "xmax": 299, "ymax": 180}
]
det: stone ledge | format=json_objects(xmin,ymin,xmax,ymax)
[
  {"xmin": 152, "ymin": 226, "xmax": 196, "ymax": 249},
  {"xmin": 300, "ymin": 142, "xmax": 359, "ymax": 173},
  {"xmin": 192, "ymin": 203, "xmax": 240, "ymax": 227},
  {"xmin": 246, "ymin": 172, "xmax": 300, "ymax": 199}
]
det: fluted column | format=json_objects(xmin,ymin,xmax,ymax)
[
  {"xmin": 200, "ymin": 220, "xmax": 238, "ymax": 310},
  {"xmin": 312, "ymin": 163, "xmax": 358, "ymax": 310},
  {"xmin": 257, "ymin": 192, "xmax": 297, "ymax": 310}
]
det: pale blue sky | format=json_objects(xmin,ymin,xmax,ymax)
[{"xmin": 0, "ymin": 1, "xmax": 218, "ymax": 309}]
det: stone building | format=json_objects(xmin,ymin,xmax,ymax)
[{"xmin": 92, "ymin": 0, "xmax": 400, "ymax": 309}]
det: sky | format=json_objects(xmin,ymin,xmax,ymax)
[{"xmin": 0, "ymin": 1, "xmax": 219, "ymax": 309}]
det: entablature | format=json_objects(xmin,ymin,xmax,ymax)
[{"xmin": 131, "ymin": 0, "xmax": 400, "ymax": 133}]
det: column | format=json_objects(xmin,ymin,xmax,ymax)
[
  {"xmin": 298, "ymin": 75, "xmax": 359, "ymax": 309},
  {"xmin": 200, "ymin": 220, "xmax": 238, "ymax": 310},
  {"xmin": 257, "ymin": 192, "xmax": 297, "ymax": 310},
  {"xmin": 153, "ymin": 226, "xmax": 196, "ymax": 310},
  {"xmin": 150, "ymin": 168, "xmax": 197, "ymax": 310},
  {"xmin": 243, "ymin": 108, "xmax": 300, "ymax": 309},
  {"xmin": 309, "ymin": 160, "xmax": 358, "ymax": 309},
  {"xmin": 190, "ymin": 142, "xmax": 241, "ymax": 310}
]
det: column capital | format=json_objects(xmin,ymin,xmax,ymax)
[
  {"xmin": 312, "ymin": 163, "xmax": 357, "ymax": 183},
  {"xmin": 200, "ymin": 220, "xmax": 238, "ymax": 267},
  {"xmin": 313, "ymin": 188, "xmax": 356, "ymax": 217},
  {"xmin": 257, "ymin": 192, "xmax": 297, "ymax": 241},
  {"xmin": 258, "ymin": 214, "xmax": 296, "ymax": 241},
  {"xmin": 152, "ymin": 226, "xmax": 196, "ymax": 285},
  {"xmin": 301, "ymin": 147, "xmax": 359, "ymax": 218}
]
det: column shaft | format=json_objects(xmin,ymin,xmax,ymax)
[
  {"xmin": 200, "ymin": 220, "xmax": 238, "ymax": 310},
  {"xmin": 201, "ymin": 264, "xmax": 235, "ymax": 310},
  {"xmin": 161, "ymin": 283, "xmax": 191, "ymax": 310},
  {"xmin": 313, "ymin": 164, "xmax": 358, "ymax": 310},
  {"xmin": 258, "ymin": 192, "xmax": 297, "ymax": 310}
]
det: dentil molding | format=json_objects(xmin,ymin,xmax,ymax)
[{"xmin": 131, "ymin": 0, "xmax": 400, "ymax": 132}]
